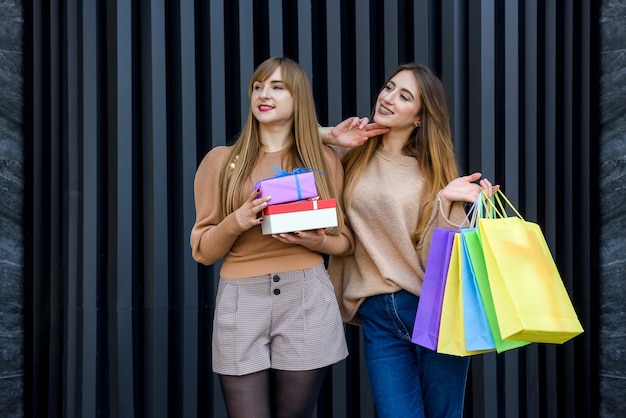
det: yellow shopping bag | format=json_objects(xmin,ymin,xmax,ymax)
[
  {"xmin": 478, "ymin": 192, "xmax": 584, "ymax": 344},
  {"xmin": 437, "ymin": 233, "xmax": 493, "ymax": 356}
]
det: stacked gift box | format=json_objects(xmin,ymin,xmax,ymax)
[{"xmin": 254, "ymin": 168, "xmax": 338, "ymax": 235}]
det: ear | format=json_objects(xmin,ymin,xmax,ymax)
[{"xmin": 414, "ymin": 117, "xmax": 421, "ymax": 128}]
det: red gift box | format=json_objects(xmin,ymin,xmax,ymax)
[{"xmin": 261, "ymin": 199, "xmax": 338, "ymax": 235}]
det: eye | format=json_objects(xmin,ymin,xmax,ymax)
[
  {"xmin": 400, "ymin": 94, "xmax": 410, "ymax": 101},
  {"xmin": 384, "ymin": 83, "xmax": 392, "ymax": 91},
  {"xmin": 253, "ymin": 83, "xmax": 263, "ymax": 91}
]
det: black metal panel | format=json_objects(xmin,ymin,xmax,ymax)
[{"xmin": 23, "ymin": 0, "xmax": 599, "ymax": 417}]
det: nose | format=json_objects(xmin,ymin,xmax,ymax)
[
  {"xmin": 381, "ymin": 90, "xmax": 395, "ymax": 104},
  {"xmin": 259, "ymin": 86, "xmax": 271, "ymax": 99}
]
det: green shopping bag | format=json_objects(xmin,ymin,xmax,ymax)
[{"xmin": 461, "ymin": 228, "xmax": 530, "ymax": 352}]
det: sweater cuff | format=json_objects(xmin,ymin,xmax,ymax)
[{"xmin": 435, "ymin": 191, "xmax": 467, "ymax": 229}]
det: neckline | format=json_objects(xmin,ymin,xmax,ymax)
[{"xmin": 376, "ymin": 146, "xmax": 417, "ymax": 165}]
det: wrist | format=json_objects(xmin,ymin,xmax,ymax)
[{"xmin": 319, "ymin": 126, "xmax": 335, "ymax": 145}]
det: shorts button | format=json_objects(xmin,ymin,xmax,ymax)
[
  {"xmin": 273, "ymin": 288, "xmax": 281, "ymax": 295},
  {"xmin": 273, "ymin": 275, "xmax": 280, "ymax": 282}
]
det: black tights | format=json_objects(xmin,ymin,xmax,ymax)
[{"xmin": 218, "ymin": 367, "xmax": 328, "ymax": 418}]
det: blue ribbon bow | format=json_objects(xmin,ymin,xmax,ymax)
[
  {"xmin": 269, "ymin": 167, "xmax": 324, "ymax": 200},
  {"xmin": 271, "ymin": 167, "xmax": 324, "ymax": 177}
]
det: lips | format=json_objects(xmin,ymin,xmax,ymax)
[
  {"xmin": 377, "ymin": 104, "xmax": 393, "ymax": 115},
  {"xmin": 258, "ymin": 104, "xmax": 274, "ymax": 112}
]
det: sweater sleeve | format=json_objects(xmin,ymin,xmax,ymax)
[
  {"xmin": 415, "ymin": 193, "xmax": 467, "ymax": 275},
  {"xmin": 307, "ymin": 145, "xmax": 355, "ymax": 256},
  {"xmin": 190, "ymin": 146, "xmax": 247, "ymax": 266}
]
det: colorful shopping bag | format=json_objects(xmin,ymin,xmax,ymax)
[
  {"xmin": 411, "ymin": 228, "xmax": 456, "ymax": 350},
  {"xmin": 461, "ymin": 228, "xmax": 530, "ymax": 353},
  {"xmin": 478, "ymin": 191, "xmax": 584, "ymax": 344},
  {"xmin": 459, "ymin": 228, "xmax": 496, "ymax": 351},
  {"xmin": 437, "ymin": 234, "xmax": 493, "ymax": 357}
]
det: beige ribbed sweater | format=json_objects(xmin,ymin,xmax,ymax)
[{"xmin": 328, "ymin": 146, "xmax": 466, "ymax": 324}]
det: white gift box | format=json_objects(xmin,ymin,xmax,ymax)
[{"xmin": 261, "ymin": 199, "xmax": 338, "ymax": 235}]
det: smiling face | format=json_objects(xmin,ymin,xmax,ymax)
[
  {"xmin": 373, "ymin": 69, "xmax": 422, "ymax": 132},
  {"xmin": 250, "ymin": 67, "xmax": 295, "ymax": 128}
]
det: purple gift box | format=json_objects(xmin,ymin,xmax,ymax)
[{"xmin": 254, "ymin": 169, "xmax": 319, "ymax": 205}]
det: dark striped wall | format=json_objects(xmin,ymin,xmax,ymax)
[{"xmin": 23, "ymin": 1, "xmax": 599, "ymax": 417}]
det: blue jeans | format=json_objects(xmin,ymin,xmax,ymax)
[{"xmin": 358, "ymin": 290, "xmax": 470, "ymax": 418}]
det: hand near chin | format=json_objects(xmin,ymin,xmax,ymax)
[{"xmin": 331, "ymin": 117, "xmax": 389, "ymax": 148}]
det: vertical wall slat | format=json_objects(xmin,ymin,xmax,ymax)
[
  {"xmin": 298, "ymin": 0, "xmax": 313, "ymax": 77},
  {"xmin": 64, "ymin": 1, "xmax": 81, "ymax": 416},
  {"xmin": 106, "ymin": 1, "xmax": 136, "ymax": 417},
  {"xmin": 79, "ymin": 0, "xmax": 101, "ymax": 413},
  {"xmin": 47, "ymin": 1, "xmax": 65, "ymax": 416},
  {"xmin": 176, "ymin": 0, "xmax": 200, "ymax": 416},
  {"xmin": 577, "ymin": 2, "xmax": 597, "ymax": 416},
  {"xmin": 543, "ymin": 4, "xmax": 560, "ymax": 415},
  {"xmin": 383, "ymin": 0, "xmax": 398, "ymax": 78},
  {"xmin": 503, "ymin": 4, "xmax": 523, "ymax": 417},
  {"xmin": 207, "ymin": 2, "xmax": 226, "ymax": 415},
  {"xmin": 325, "ymin": 0, "xmax": 342, "ymax": 122},
  {"xmin": 354, "ymin": 1, "xmax": 371, "ymax": 119},
  {"xmin": 268, "ymin": 0, "xmax": 283, "ymax": 57},
  {"xmin": 479, "ymin": 0, "xmax": 496, "ymax": 177},
  {"xmin": 561, "ymin": 3, "xmax": 577, "ymax": 416},
  {"xmin": 141, "ymin": 0, "xmax": 171, "ymax": 416},
  {"xmin": 412, "ymin": 0, "xmax": 433, "ymax": 68},
  {"xmin": 209, "ymin": 1, "xmax": 226, "ymax": 148},
  {"xmin": 239, "ymin": 0, "xmax": 254, "ymax": 120}
]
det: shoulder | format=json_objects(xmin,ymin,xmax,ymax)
[
  {"xmin": 198, "ymin": 145, "xmax": 232, "ymax": 169},
  {"xmin": 321, "ymin": 145, "xmax": 342, "ymax": 167},
  {"xmin": 195, "ymin": 146, "xmax": 234, "ymax": 181}
]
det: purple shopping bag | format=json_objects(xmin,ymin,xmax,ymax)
[{"xmin": 412, "ymin": 228, "xmax": 457, "ymax": 350}]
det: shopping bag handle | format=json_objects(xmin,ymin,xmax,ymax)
[
  {"xmin": 458, "ymin": 199, "xmax": 479, "ymax": 230},
  {"xmin": 460, "ymin": 192, "xmax": 499, "ymax": 230},
  {"xmin": 477, "ymin": 192, "xmax": 500, "ymax": 219},
  {"xmin": 482, "ymin": 190, "xmax": 525, "ymax": 221}
]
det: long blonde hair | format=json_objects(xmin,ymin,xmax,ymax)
[
  {"xmin": 218, "ymin": 57, "xmax": 345, "ymax": 235},
  {"xmin": 342, "ymin": 63, "xmax": 460, "ymax": 245}
]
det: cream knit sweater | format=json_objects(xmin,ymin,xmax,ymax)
[{"xmin": 328, "ymin": 146, "xmax": 466, "ymax": 324}]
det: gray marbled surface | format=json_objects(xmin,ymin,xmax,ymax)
[
  {"xmin": 599, "ymin": 1, "xmax": 626, "ymax": 417},
  {"xmin": 0, "ymin": 0, "xmax": 24, "ymax": 417}
]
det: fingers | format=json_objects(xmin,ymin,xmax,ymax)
[
  {"xmin": 347, "ymin": 117, "xmax": 362, "ymax": 129},
  {"xmin": 365, "ymin": 122, "xmax": 387, "ymax": 130},
  {"xmin": 239, "ymin": 189, "xmax": 271, "ymax": 227},
  {"xmin": 466, "ymin": 172, "xmax": 482, "ymax": 182},
  {"xmin": 347, "ymin": 117, "xmax": 370, "ymax": 130},
  {"xmin": 478, "ymin": 178, "xmax": 501, "ymax": 197},
  {"xmin": 249, "ymin": 187, "xmax": 261, "ymax": 201},
  {"xmin": 272, "ymin": 229, "xmax": 326, "ymax": 246}
]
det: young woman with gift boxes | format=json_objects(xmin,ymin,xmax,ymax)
[
  {"xmin": 190, "ymin": 56, "xmax": 390, "ymax": 418},
  {"xmin": 322, "ymin": 63, "xmax": 496, "ymax": 418}
]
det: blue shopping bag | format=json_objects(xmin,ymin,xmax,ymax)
[{"xmin": 460, "ymin": 228, "xmax": 496, "ymax": 351}]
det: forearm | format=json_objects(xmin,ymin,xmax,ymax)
[
  {"xmin": 309, "ymin": 232, "xmax": 353, "ymax": 256},
  {"xmin": 190, "ymin": 213, "xmax": 243, "ymax": 265}
]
